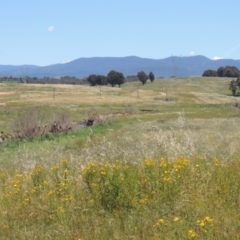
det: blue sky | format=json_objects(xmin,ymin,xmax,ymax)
[{"xmin": 1, "ymin": 0, "xmax": 240, "ymax": 66}]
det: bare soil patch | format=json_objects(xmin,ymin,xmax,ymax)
[{"xmin": 0, "ymin": 92, "xmax": 18, "ymax": 96}]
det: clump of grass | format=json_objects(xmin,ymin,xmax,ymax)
[{"xmin": 0, "ymin": 157, "xmax": 239, "ymax": 239}]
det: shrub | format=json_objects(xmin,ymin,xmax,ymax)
[
  {"xmin": 202, "ymin": 69, "xmax": 218, "ymax": 77},
  {"xmin": 137, "ymin": 71, "xmax": 149, "ymax": 84}
]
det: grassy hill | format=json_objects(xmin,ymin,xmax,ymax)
[{"xmin": 0, "ymin": 77, "xmax": 240, "ymax": 239}]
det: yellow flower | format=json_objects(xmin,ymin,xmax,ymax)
[
  {"xmin": 155, "ymin": 218, "xmax": 164, "ymax": 226},
  {"xmin": 197, "ymin": 216, "xmax": 213, "ymax": 227},
  {"xmin": 99, "ymin": 167, "xmax": 106, "ymax": 176},
  {"xmin": 173, "ymin": 217, "xmax": 180, "ymax": 222},
  {"xmin": 47, "ymin": 190, "xmax": 55, "ymax": 196},
  {"xmin": 144, "ymin": 159, "xmax": 155, "ymax": 167},
  {"xmin": 139, "ymin": 197, "xmax": 148, "ymax": 204},
  {"xmin": 188, "ymin": 229, "xmax": 196, "ymax": 238},
  {"xmin": 204, "ymin": 216, "xmax": 213, "ymax": 224},
  {"xmin": 61, "ymin": 159, "xmax": 68, "ymax": 164},
  {"xmin": 200, "ymin": 221, "xmax": 205, "ymax": 227},
  {"xmin": 160, "ymin": 158, "xmax": 167, "ymax": 167},
  {"xmin": 213, "ymin": 157, "xmax": 220, "ymax": 166},
  {"xmin": 51, "ymin": 165, "xmax": 59, "ymax": 171},
  {"xmin": 163, "ymin": 177, "xmax": 172, "ymax": 183},
  {"xmin": 197, "ymin": 220, "xmax": 205, "ymax": 227}
]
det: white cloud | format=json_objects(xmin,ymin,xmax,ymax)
[
  {"xmin": 212, "ymin": 56, "xmax": 222, "ymax": 60},
  {"xmin": 48, "ymin": 26, "xmax": 55, "ymax": 32},
  {"xmin": 189, "ymin": 51, "xmax": 195, "ymax": 56}
]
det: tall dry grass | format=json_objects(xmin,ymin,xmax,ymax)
[
  {"xmin": 5, "ymin": 113, "xmax": 240, "ymax": 173},
  {"xmin": 75, "ymin": 113, "xmax": 240, "ymax": 167}
]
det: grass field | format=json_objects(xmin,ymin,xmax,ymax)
[{"xmin": 0, "ymin": 77, "xmax": 240, "ymax": 239}]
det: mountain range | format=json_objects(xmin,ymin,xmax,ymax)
[{"xmin": 1, "ymin": 55, "xmax": 240, "ymax": 78}]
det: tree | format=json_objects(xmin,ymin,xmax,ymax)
[
  {"xmin": 228, "ymin": 66, "xmax": 240, "ymax": 77},
  {"xmin": 229, "ymin": 79, "xmax": 238, "ymax": 95},
  {"xmin": 223, "ymin": 66, "xmax": 240, "ymax": 77},
  {"xmin": 149, "ymin": 72, "xmax": 155, "ymax": 83},
  {"xmin": 86, "ymin": 74, "xmax": 97, "ymax": 86},
  {"xmin": 229, "ymin": 77, "xmax": 240, "ymax": 96},
  {"xmin": 217, "ymin": 66, "xmax": 240, "ymax": 77},
  {"xmin": 217, "ymin": 67, "xmax": 225, "ymax": 77},
  {"xmin": 202, "ymin": 70, "xmax": 218, "ymax": 77},
  {"xmin": 96, "ymin": 75, "xmax": 109, "ymax": 86},
  {"xmin": 107, "ymin": 70, "xmax": 125, "ymax": 87},
  {"xmin": 86, "ymin": 74, "xmax": 109, "ymax": 86},
  {"xmin": 137, "ymin": 71, "xmax": 149, "ymax": 85},
  {"xmin": 223, "ymin": 68, "xmax": 234, "ymax": 78}
]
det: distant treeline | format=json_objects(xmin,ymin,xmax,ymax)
[
  {"xmin": 0, "ymin": 75, "xmax": 140, "ymax": 85},
  {"xmin": 0, "ymin": 76, "xmax": 88, "ymax": 84},
  {"xmin": 202, "ymin": 66, "xmax": 240, "ymax": 78},
  {"xmin": 0, "ymin": 70, "xmax": 155, "ymax": 86}
]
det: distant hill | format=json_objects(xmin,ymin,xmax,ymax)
[{"xmin": 1, "ymin": 56, "xmax": 240, "ymax": 78}]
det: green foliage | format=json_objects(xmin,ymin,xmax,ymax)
[
  {"xmin": 96, "ymin": 75, "xmax": 108, "ymax": 85},
  {"xmin": 137, "ymin": 71, "xmax": 149, "ymax": 85},
  {"xmin": 203, "ymin": 66, "xmax": 240, "ymax": 78},
  {"xmin": 86, "ymin": 74, "xmax": 97, "ymax": 86},
  {"xmin": 224, "ymin": 68, "xmax": 234, "ymax": 77},
  {"xmin": 217, "ymin": 66, "xmax": 225, "ymax": 77},
  {"xmin": 222, "ymin": 66, "xmax": 240, "ymax": 77},
  {"xmin": 229, "ymin": 77, "xmax": 240, "ymax": 95},
  {"xmin": 86, "ymin": 74, "xmax": 109, "ymax": 86},
  {"xmin": 83, "ymin": 162, "xmax": 140, "ymax": 211},
  {"xmin": 202, "ymin": 69, "xmax": 218, "ymax": 77},
  {"xmin": 107, "ymin": 70, "xmax": 125, "ymax": 87},
  {"xmin": 149, "ymin": 71, "xmax": 155, "ymax": 83}
]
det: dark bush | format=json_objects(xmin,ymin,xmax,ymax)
[
  {"xmin": 149, "ymin": 72, "xmax": 155, "ymax": 83},
  {"xmin": 107, "ymin": 70, "xmax": 125, "ymax": 87},
  {"xmin": 202, "ymin": 70, "xmax": 218, "ymax": 77},
  {"xmin": 137, "ymin": 71, "xmax": 149, "ymax": 84},
  {"xmin": 216, "ymin": 66, "xmax": 240, "ymax": 77}
]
